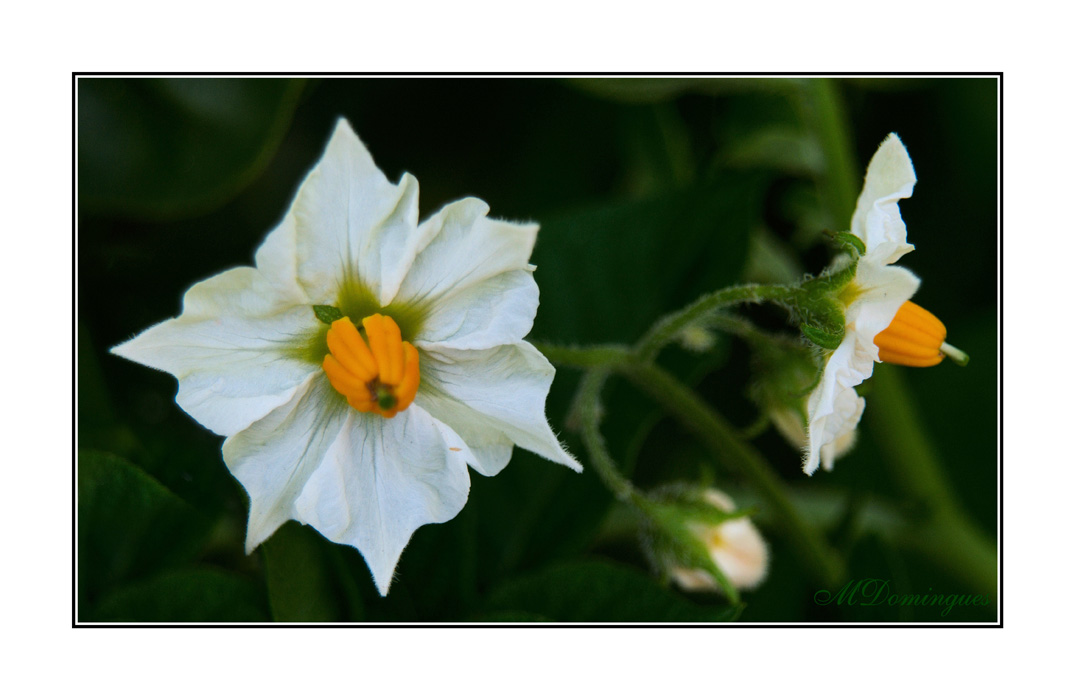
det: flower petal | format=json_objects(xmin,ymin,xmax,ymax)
[
  {"xmin": 288, "ymin": 118, "xmax": 422, "ymax": 307},
  {"xmin": 393, "ymin": 197, "xmax": 538, "ymax": 321},
  {"xmin": 415, "ymin": 270, "xmax": 538, "ymax": 351},
  {"xmin": 414, "ymin": 341, "xmax": 582, "ymax": 476},
  {"xmin": 223, "ymin": 374, "xmax": 349, "ymax": 552},
  {"xmin": 848, "ymin": 261, "xmax": 921, "ymax": 362},
  {"xmin": 224, "ymin": 373, "xmax": 474, "ymax": 596},
  {"xmin": 850, "ymin": 133, "xmax": 917, "ymax": 265},
  {"xmin": 804, "ymin": 262, "xmax": 919, "ymax": 474},
  {"xmin": 111, "ymin": 267, "xmax": 320, "ymax": 436},
  {"xmin": 291, "ymin": 404, "xmax": 472, "ymax": 596}
]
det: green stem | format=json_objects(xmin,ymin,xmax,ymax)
[
  {"xmin": 635, "ymin": 283, "xmax": 799, "ymax": 360},
  {"xmin": 572, "ymin": 370, "xmax": 646, "ymax": 505},
  {"xmin": 621, "ymin": 362, "xmax": 844, "ymax": 587}
]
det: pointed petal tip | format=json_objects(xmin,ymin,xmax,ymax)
[
  {"xmin": 374, "ymin": 574, "xmax": 393, "ymax": 597},
  {"xmin": 873, "ymin": 132, "xmax": 916, "ymax": 183},
  {"xmin": 559, "ymin": 444, "xmax": 584, "ymax": 473}
]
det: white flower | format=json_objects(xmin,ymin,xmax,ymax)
[
  {"xmin": 669, "ymin": 490, "xmax": 769, "ymax": 592},
  {"xmin": 112, "ymin": 119, "xmax": 581, "ymax": 595},
  {"xmin": 803, "ymin": 133, "xmax": 965, "ymax": 475}
]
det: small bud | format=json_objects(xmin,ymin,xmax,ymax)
[
  {"xmin": 667, "ymin": 490, "xmax": 769, "ymax": 593},
  {"xmin": 642, "ymin": 485, "xmax": 769, "ymax": 599},
  {"xmin": 313, "ymin": 304, "xmax": 345, "ymax": 324},
  {"xmin": 676, "ymin": 324, "xmax": 717, "ymax": 353}
]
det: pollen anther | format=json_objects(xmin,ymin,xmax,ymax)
[
  {"xmin": 874, "ymin": 300, "xmax": 967, "ymax": 368},
  {"xmin": 322, "ymin": 314, "xmax": 420, "ymax": 418}
]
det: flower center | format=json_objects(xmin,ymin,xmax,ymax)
[
  {"xmin": 322, "ymin": 313, "xmax": 420, "ymax": 418},
  {"xmin": 873, "ymin": 301, "xmax": 968, "ymax": 367}
]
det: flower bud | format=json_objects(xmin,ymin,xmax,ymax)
[
  {"xmin": 667, "ymin": 490, "xmax": 769, "ymax": 592},
  {"xmin": 642, "ymin": 485, "xmax": 769, "ymax": 597}
]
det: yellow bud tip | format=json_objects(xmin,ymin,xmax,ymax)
[{"xmin": 322, "ymin": 314, "xmax": 421, "ymax": 418}]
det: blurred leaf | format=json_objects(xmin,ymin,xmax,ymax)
[
  {"xmin": 616, "ymin": 104, "xmax": 695, "ymax": 193},
  {"xmin": 486, "ymin": 559, "xmax": 741, "ymax": 622},
  {"xmin": 568, "ymin": 78, "xmax": 794, "ymax": 104},
  {"xmin": 532, "ymin": 172, "xmax": 764, "ymax": 344},
  {"xmin": 743, "ymin": 226, "xmax": 805, "ymax": 284},
  {"xmin": 78, "ymin": 77, "xmax": 304, "ymax": 219},
  {"xmin": 89, "ymin": 567, "xmax": 269, "ymax": 622},
  {"xmin": 719, "ymin": 126, "xmax": 824, "ymax": 175},
  {"xmin": 78, "ymin": 450, "xmax": 211, "ymax": 613},
  {"xmin": 901, "ymin": 309, "xmax": 998, "ymax": 533},
  {"xmin": 261, "ymin": 522, "xmax": 359, "ymax": 622}
]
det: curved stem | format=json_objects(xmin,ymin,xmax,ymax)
[
  {"xmin": 620, "ymin": 361, "xmax": 844, "ymax": 587},
  {"xmin": 538, "ymin": 331, "xmax": 844, "ymax": 586},
  {"xmin": 573, "ymin": 370, "xmax": 644, "ymax": 506},
  {"xmin": 635, "ymin": 283, "xmax": 800, "ymax": 360}
]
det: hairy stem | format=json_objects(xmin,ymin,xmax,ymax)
[{"xmin": 635, "ymin": 284, "xmax": 800, "ymax": 360}]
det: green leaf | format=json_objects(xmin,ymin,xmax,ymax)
[
  {"xmin": 262, "ymin": 522, "xmax": 355, "ymax": 622},
  {"xmin": 78, "ymin": 450, "xmax": 211, "ymax": 613},
  {"xmin": 531, "ymin": 173, "xmax": 764, "ymax": 345},
  {"xmin": 89, "ymin": 567, "xmax": 269, "ymax": 622},
  {"xmin": 78, "ymin": 77, "xmax": 304, "ymax": 219},
  {"xmin": 486, "ymin": 559, "xmax": 741, "ymax": 622}
]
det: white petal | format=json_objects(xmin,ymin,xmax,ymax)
[
  {"xmin": 804, "ymin": 262, "xmax": 919, "ymax": 474},
  {"xmin": 414, "ymin": 342, "xmax": 582, "ymax": 476},
  {"xmin": 253, "ymin": 210, "xmax": 307, "ymax": 303},
  {"xmin": 821, "ymin": 428, "xmax": 858, "ymax": 472},
  {"xmin": 415, "ymin": 270, "xmax": 538, "ymax": 351},
  {"xmin": 223, "ymin": 374, "xmax": 349, "ymax": 552},
  {"xmin": 111, "ymin": 267, "xmax": 320, "ymax": 436},
  {"xmin": 292, "ymin": 404, "xmax": 472, "ymax": 596},
  {"xmin": 711, "ymin": 517, "xmax": 769, "ymax": 590},
  {"xmin": 850, "ymin": 133, "xmax": 917, "ymax": 265},
  {"xmin": 288, "ymin": 118, "xmax": 422, "ymax": 307},
  {"xmin": 394, "ymin": 197, "xmax": 538, "ymax": 320},
  {"xmin": 804, "ymin": 339, "xmax": 867, "ymax": 475},
  {"xmin": 848, "ymin": 261, "xmax": 921, "ymax": 360},
  {"xmin": 224, "ymin": 373, "xmax": 474, "ymax": 597}
]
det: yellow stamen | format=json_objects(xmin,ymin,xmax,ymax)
[
  {"xmin": 322, "ymin": 315, "xmax": 421, "ymax": 418},
  {"xmin": 874, "ymin": 301, "xmax": 968, "ymax": 367}
]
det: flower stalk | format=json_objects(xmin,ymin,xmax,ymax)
[
  {"xmin": 540, "ymin": 335, "xmax": 845, "ymax": 588},
  {"xmin": 801, "ymin": 78, "xmax": 996, "ymax": 596}
]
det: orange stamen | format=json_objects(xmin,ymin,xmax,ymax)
[
  {"xmin": 874, "ymin": 301, "xmax": 963, "ymax": 368},
  {"xmin": 322, "ymin": 315, "xmax": 421, "ymax": 418}
]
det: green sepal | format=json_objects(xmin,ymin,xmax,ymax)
[
  {"xmin": 827, "ymin": 230, "xmax": 865, "ymax": 257},
  {"xmin": 313, "ymin": 305, "xmax": 344, "ymax": 325},
  {"xmin": 804, "ymin": 257, "xmax": 858, "ymax": 294},
  {"xmin": 801, "ymin": 322, "xmax": 844, "ymax": 350}
]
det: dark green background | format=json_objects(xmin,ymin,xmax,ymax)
[{"xmin": 77, "ymin": 77, "xmax": 998, "ymax": 623}]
